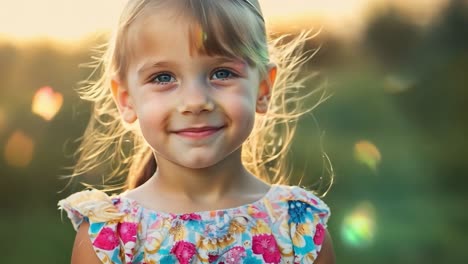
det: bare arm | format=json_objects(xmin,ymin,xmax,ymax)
[
  {"xmin": 314, "ymin": 230, "xmax": 336, "ymax": 264},
  {"xmin": 71, "ymin": 222, "xmax": 102, "ymax": 264}
]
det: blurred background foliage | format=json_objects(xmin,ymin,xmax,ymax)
[{"xmin": 0, "ymin": 0, "xmax": 467, "ymax": 263}]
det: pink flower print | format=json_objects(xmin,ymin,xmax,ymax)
[
  {"xmin": 208, "ymin": 254, "xmax": 219, "ymax": 263},
  {"xmin": 252, "ymin": 234, "xmax": 281, "ymax": 263},
  {"xmin": 318, "ymin": 212, "xmax": 328, "ymax": 219},
  {"xmin": 180, "ymin": 213, "xmax": 202, "ymax": 221},
  {"xmin": 313, "ymin": 223, "xmax": 326, "ymax": 245},
  {"xmin": 118, "ymin": 222, "xmax": 138, "ymax": 244},
  {"xmin": 252, "ymin": 211, "xmax": 269, "ymax": 219},
  {"xmin": 170, "ymin": 240, "xmax": 197, "ymax": 264},
  {"xmin": 248, "ymin": 205, "xmax": 269, "ymax": 219},
  {"xmin": 309, "ymin": 198, "xmax": 318, "ymax": 205},
  {"xmin": 93, "ymin": 227, "xmax": 119, "ymax": 250},
  {"xmin": 221, "ymin": 246, "xmax": 246, "ymax": 264}
]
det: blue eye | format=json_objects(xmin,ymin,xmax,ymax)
[
  {"xmin": 211, "ymin": 69, "xmax": 236, "ymax": 80},
  {"xmin": 151, "ymin": 73, "xmax": 176, "ymax": 84}
]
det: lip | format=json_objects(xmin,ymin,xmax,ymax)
[{"xmin": 172, "ymin": 126, "xmax": 224, "ymax": 139}]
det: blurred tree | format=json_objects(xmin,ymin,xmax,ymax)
[
  {"xmin": 364, "ymin": 6, "xmax": 423, "ymax": 70},
  {"xmin": 0, "ymin": 43, "xmax": 20, "ymax": 100}
]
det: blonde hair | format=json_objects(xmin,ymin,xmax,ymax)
[{"xmin": 72, "ymin": 0, "xmax": 332, "ymax": 193}]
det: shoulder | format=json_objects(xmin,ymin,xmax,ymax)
[
  {"xmin": 58, "ymin": 189, "xmax": 125, "ymax": 231},
  {"xmin": 274, "ymin": 184, "xmax": 331, "ymax": 220},
  {"xmin": 58, "ymin": 189, "xmax": 140, "ymax": 263},
  {"xmin": 272, "ymin": 184, "xmax": 333, "ymax": 263}
]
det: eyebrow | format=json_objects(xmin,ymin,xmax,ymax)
[
  {"xmin": 137, "ymin": 57, "xmax": 246, "ymax": 76},
  {"xmin": 137, "ymin": 60, "xmax": 178, "ymax": 76}
]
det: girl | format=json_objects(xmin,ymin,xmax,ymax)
[{"xmin": 58, "ymin": 0, "xmax": 335, "ymax": 263}]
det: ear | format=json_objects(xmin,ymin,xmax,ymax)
[
  {"xmin": 111, "ymin": 77, "xmax": 137, "ymax": 124},
  {"xmin": 256, "ymin": 63, "xmax": 277, "ymax": 114}
]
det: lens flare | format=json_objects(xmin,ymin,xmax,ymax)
[
  {"xmin": 190, "ymin": 23, "xmax": 206, "ymax": 53},
  {"xmin": 354, "ymin": 140, "xmax": 381, "ymax": 171},
  {"xmin": 4, "ymin": 130, "xmax": 35, "ymax": 168},
  {"xmin": 31, "ymin": 86, "xmax": 63, "ymax": 121},
  {"xmin": 341, "ymin": 201, "xmax": 376, "ymax": 248}
]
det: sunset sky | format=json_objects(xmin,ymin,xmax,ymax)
[{"xmin": 0, "ymin": 0, "xmax": 449, "ymax": 42}]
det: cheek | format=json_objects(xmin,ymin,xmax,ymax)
[
  {"xmin": 134, "ymin": 96, "xmax": 168, "ymax": 130},
  {"xmin": 223, "ymin": 91, "xmax": 257, "ymax": 128}
]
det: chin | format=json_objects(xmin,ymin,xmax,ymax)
[
  {"xmin": 182, "ymin": 160, "xmax": 219, "ymax": 170},
  {"xmin": 176, "ymin": 155, "xmax": 224, "ymax": 170}
]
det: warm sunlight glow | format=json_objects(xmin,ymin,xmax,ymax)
[
  {"xmin": 32, "ymin": 86, "xmax": 64, "ymax": 121},
  {"xmin": 0, "ymin": 0, "xmax": 448, "ymax": 42},
  {"xmin": 4, "ymin": 130, "xmax": 35, "ymax": 168},
  {"xmin": 0, "ymin": 0, "xmax": 126, "ymax": 42},
  {"xmin": 261, "ymin": 0, "xmax": 371, "ymax": 19}
]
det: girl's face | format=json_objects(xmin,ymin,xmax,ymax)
[{"xmin": 112, "ymin": 11, "xmax": 273, "ymax": 170}]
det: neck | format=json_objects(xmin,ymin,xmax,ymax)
[{"xmin": 149, "ymin": 148, "xmax": 258, "ymax": 204}]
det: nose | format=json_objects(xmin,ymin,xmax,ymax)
[{"xmin": 177, "ymin": 80, "xmax": 214, "ymax": 115}]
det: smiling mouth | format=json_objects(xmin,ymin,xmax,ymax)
[{"xmin": 173, "ymin": 126, "xmax": 224, "ymax": 139}]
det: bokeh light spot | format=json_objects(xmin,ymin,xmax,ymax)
[
  {"xmin": 384, "ymin": 75, "xmax": 414, "ymax": 94},
  {"xmin": 32, "ymin": 86, "xmax": 63, "ymax": 121},
  {"xmin": 4, "ymin": 130, "xmax": 35, "ymax": 168},
  {"xmin": 341, "ymin": 201, "xmax": 376, "ymax": 248},
  {"xmin": 354, "ymin": 140, "xmax": 381, "ymax": 171}
]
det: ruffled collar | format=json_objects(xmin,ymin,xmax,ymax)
[{"xmin": 112, "ymin": 183, "xmax": 281, "ymax": 221}]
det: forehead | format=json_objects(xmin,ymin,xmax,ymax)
[
  {"xmin": 126, "ymin": 9, "xmax": 252, "ymax": 72},
  {"xmin": 127, "ymin": 10, "xmax": 192, "ymax": 58},
  {"xmin": 122, "ymin": 2, "xmax": 263, "ymax": 68}
]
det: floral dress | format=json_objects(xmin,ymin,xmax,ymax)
[{"xmin": 58, "ymin": 184, "xmax": 330, "ymax": 264}]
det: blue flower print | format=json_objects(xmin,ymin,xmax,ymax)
[
  {"xmin": 288, "ymin": 200, "xmax": 313, "ymax": 224},
  {"xmin": 160, "ymin": 254, "xmax": 177, "ymax": 264}
]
